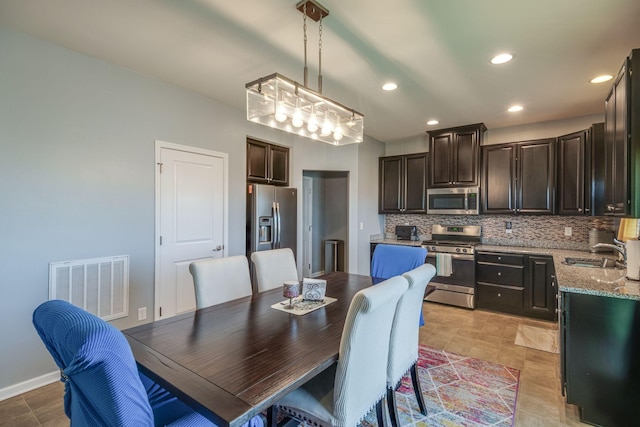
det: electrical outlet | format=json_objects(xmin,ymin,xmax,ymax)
[
  {"xmin": 138, "ymin": 307, "xmax": 147, "ymax": 321},
  {"xmin": 505, "ymin": 221, "xmax": 512, "ymax": 234},
  {"xmin": 359, "ymin": 222, "xmax": 363, "ymax": 230},
  {"xmin": 565, "ymin": 227, "xmax": 572, "ymax": 237}
]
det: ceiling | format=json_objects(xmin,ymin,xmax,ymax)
[{"xmin": 1, "ymin": 0, "xmax": 639, "ymax": 143}]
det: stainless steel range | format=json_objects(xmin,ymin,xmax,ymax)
[{"xmin": 422, "ymin": 224, "xmax": 481, "ymax": 309}]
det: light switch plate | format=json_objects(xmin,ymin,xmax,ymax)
[{"xmin": 564, "ymin": 227, "xmax": 572, "ymax": 237}]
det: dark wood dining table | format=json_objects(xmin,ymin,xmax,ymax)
[{"xmin": 123, "ymin": 271, "xmax": 374, "ymax": 427}]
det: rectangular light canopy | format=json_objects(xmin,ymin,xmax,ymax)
[{"xmin": 246, "ymin": 73, "xmax": 364, "ymax": 146}]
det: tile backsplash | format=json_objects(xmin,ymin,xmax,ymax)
[{"xmin": 385, "ymin": 214, "xmax": 616, "ymax": 250}]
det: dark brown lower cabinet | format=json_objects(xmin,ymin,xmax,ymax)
[
  {"xmin": 525, "ymin": 255, "xmax": 556, "ymax": 319},
  {"xmin": 561, "ymin": 292, "xmax": 640, "ymax": 426},
  {"xmin": 476, "ymin": 251, "xmax": 556, "ymax": 321}
]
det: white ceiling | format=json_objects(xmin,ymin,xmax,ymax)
[{"xmin": 1, "ymin": 0, "xmax": 639, "ymax": 142}]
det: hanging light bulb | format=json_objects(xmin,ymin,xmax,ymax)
[
  {"xmin": 320, "ymin": 110, "xmax": 334, "ymax": 136},
  {"xmin": 333, "ymin": 117, "xmax": 344, "ymax": 142},
  {"xmin": 292, "ymin": 99, "xmax": 303, "ymax": 128},
  {"xmin": 307, "ymin": 105, "xmax": 318, "ymax": 132},
  {"xmin": 275, "ymin": 91, "xmax": 287, "ymax": 123}
]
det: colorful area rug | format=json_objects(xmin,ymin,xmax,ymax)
[{"xmin": 357, "ymin": 345, "xmax": 520, "ymax": 426}]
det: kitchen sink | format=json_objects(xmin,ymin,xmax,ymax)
[{"xmin": 564, "ymin": 257, "xmax": 619, "ymax": 269}]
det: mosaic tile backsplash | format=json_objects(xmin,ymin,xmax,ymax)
[{"xmin": 385, "ymin": 214, "xmax": 616, "ymax": 250}]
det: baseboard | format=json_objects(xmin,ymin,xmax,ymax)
[
  {"xmin": 310, "ymin": 270, "xmax": 325, "ymax": 278},
  {"xmin": 0, "ymin": 371, "xmax": 59, "ymax": 401}
]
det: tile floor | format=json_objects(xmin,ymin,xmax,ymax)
[{"xmin": 1, "ymin": 302, "xmax": 589, "ymax": 426}]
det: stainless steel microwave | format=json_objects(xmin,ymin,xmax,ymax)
[{"xmin": 427, "ymin": 187, "xmax": 479, "ymax": 215}]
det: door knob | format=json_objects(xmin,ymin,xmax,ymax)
[{"xmin": 213, "ymin": 245, "xmax": 223, "ymax": 252}]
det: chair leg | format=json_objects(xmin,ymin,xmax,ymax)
[
  {"xmin": 266, "ymin": 405, "xmax": 278, "ymax": 427},
  {"xmin": 386, "ymin": 387, "xmax": 401, "ymax": 427},
  {"xmin": 410, "ymin": 363, "xmax": 427, "ymax": 416},
  {"xmin": 375, "ymin": 398, "xmax": 386, "ymax": 427}
]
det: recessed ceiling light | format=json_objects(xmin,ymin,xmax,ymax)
[
  {"xmin": 426, "ymin": 120, "xmax": 439, "ymax": 126},
  {"xmin": 590, "ymin": 75, "xmax": 613, "ymax": 84},
  {"xmin": 491, "ymin": 53, "xmax": 514, "ymax": 65},
  {"xmin": 382, "ymin": 82, "xmax": 398, "ymax": 91},
  {"xmin": 508, "ymin": 105, "xmax": 524, "ymax": 112}
]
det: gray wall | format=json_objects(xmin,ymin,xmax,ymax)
[{"xmin": 0, "ymin": 25, "xmax": 386, "ymax": 393}]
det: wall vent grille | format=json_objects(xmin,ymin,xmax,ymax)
[{"xmin": 49, "ymin": 255, "xmax": 129, "ymax": 320}]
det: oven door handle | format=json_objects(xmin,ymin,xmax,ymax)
[{"xmin": 425, "ymin": 252, "xmax": 475, "ymax": 261}]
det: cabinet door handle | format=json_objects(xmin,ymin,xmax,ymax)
[
  {"xmin": 497, "ymin": 256, "xmax": 502, "ymax": 260},
  {"xmin": 497, "ymin": 272, "xmax": 502, "ymax": 276},
  {"xmin": 497, "ymin": 293, "xmax": 502, "ymax": 297},
  {"xmin": 578, "ymin": 208, "xmax": 583, "ymax": 212}
]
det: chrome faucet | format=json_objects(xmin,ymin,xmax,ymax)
[{"xmin": 591, "ymin": 239, "xmax": 627, "ymax": 265}]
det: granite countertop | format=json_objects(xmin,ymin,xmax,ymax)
[
  {"xmin": 370, "ymin": 239, "xmax": 640, "ymax": 300},
  {"xmin": 476, "ymin": 245, "xmax": 640, "ymax": 301}
]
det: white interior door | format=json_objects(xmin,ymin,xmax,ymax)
[
  {"xmin": 302, "ymin": 177, "xmax": 313, "ymax": 278},
  {"xmin": 155, "ymin": 141, "xmax": 227, "ymax": 319}
]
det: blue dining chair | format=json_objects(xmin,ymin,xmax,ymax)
[
  {"xmin": 371, "ymin": 244, "xmax": 428, "ymax": 326},
  {"xmin": 33, "ymin": 300, "xmax": 265, "ymax": 427}
]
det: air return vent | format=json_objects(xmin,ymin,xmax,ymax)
[{"xmin": 49, "ymin": 255, "xmax": 129, "ymax": 320}]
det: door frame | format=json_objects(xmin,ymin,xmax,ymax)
[
  {"xmin": 303, "ymin": 176, "xmax": 313, "ymax": 277},
  {"xmin": 154, "ymin": 140, "xmax": 229, "ymax": 320}
]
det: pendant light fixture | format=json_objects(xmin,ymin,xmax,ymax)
[{"xmin": 246, "ymin": 0, "xmax": 364, "ymax": 145}]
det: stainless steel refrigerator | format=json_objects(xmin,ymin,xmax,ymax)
[{"xmin": 246, "ymin": 184, "xmax": 297, "ymax": 285}]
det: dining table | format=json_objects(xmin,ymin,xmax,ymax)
[{"xmin": 123, "ymin": 271, "xmax": 375, "ymax": 427}]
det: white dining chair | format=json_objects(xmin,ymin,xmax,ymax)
[
  {"xmin": 272, "ymin": 275, "xmax": 409, "ymax": 427},
  {"xmin": 386, "ymin": 263, "xmax": 437, "ymax": 427},
  {"xmin": 250, "ymin": 248, "xmax": 298, "ymax": 292},
  {"xmin": 189, "ymin": 255, "xmax": 253, "ymax": 309}
]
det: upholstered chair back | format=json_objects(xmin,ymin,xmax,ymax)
[
  {"xmin": 371, "ymin": 244, "xmax": 427, "ymax": 279},
  {"xmin": 189, "ymin": 255, "xmax": 253, "ymax": 308},
  {"xmin": 388, "ymin": 264, "xmax": 437, "ymax": 386},
  {"xmin": 250, "ymin": 248, "xmax": 298, "ymax": 292},
  {"xmin": 33, "ymin": 300, "xmax": 155, "ymax": 425},
  {"xmin": 332, "ymin": 275, "xmax": 408, "ymax": 426}
]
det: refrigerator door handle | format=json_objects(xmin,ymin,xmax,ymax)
[
  {"xmin": 271, "ymin": 201, "xmax": 278, "ymax": 249},
  {"xmin": 275, "ymin": 202, "xmax": 281, "ymax": 248}
]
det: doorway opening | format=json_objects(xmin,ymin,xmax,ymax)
[{"xmin": 302, "ymin": 170, "xmax": 349, "ymax": 277}]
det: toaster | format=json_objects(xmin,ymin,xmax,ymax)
[{"xmin": 396, "ymin": 225, "xmax": 418, "ymax": 241}]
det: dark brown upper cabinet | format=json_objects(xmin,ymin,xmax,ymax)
[
  {"xmin": 247, "ymin": 138, "xmax": 289, "ymax": 186},
  {"xmin": 557, "ymin": 124, "xmax": 604, "ymax": 215},
  {"xmin": 604, "ymin": 49, "xmax": 640, "ymax": 217},
  {"xmin": 482, "ymin": 139, "xmax": 556, "ymax": 214},
  {"xmin": 378, "ymin": 153, "xmax": 428, "ymax": 214},
  {"xmin": 427, "ymin": 123, "xmax": 486, "ymax": 188}
]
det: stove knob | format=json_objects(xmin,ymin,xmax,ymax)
[
  {"xmin": 456, "ymin": 248, "xmax": 461, "ymax": 253},
  {"xmin": 431, "ymin": 246, "xmax": 436, "ymax": 251},
  {"xmin": 462, "ymin": 248, "xmax": 468, "ymax": 253}
]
